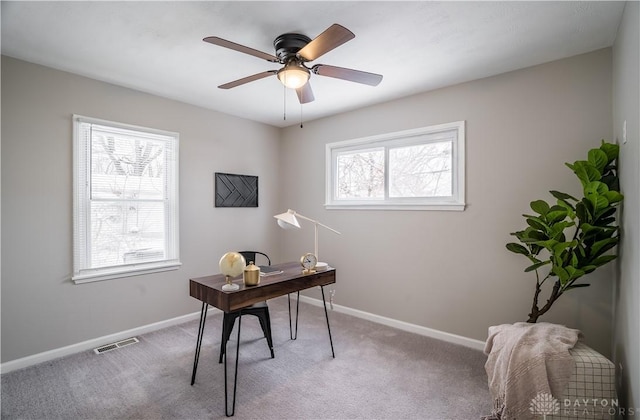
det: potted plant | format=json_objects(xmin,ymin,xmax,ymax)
[{"xmin": 506, "ymin": 140, "xmax": 623, "ymax": 323}]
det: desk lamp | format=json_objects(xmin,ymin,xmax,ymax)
[{"xmin": 274, "ymin": 209, "xmax": 341, "ymax": 271}]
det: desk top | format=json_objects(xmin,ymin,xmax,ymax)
[{"xmin": 190, "ymin": 261, "xmax": 336, "ymax": 312}]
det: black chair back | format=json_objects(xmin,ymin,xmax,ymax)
[{"xmin": 238, "ymin": 251, "xmax": 271, "ymax": 266}]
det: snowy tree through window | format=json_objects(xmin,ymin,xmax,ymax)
[
  {"xmin": 73, "ymin": 116, "xmax": 180, "ymax": 283},
  {"xmin": 326, "ymin": 121, "xmax": 465, "ymax": 210}
]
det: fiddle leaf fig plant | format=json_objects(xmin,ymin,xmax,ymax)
[{"xmin": 507, "ymin": 140, "xmax": 623, "ymax": 323}]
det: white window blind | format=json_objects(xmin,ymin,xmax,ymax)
[{"xmin": 73, "ymin": 115, "xmax": 180, "ymax": 283}]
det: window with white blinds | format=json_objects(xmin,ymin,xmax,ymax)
[{"xmin": 72, "ymin": 115, "xmax": 180, "ymax": 283}]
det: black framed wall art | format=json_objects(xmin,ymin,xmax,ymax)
[{"xmin": 214, "ymin": 172, "xmax": 258, "ymax": 207}]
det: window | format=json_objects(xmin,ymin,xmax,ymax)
[
  {"xmin": 73, "ymin": 115, "xmax": 180, "ymax": 283},
  {"xmin": 325, "ymin": 121, "xmax": 465, "ymax": 210}
]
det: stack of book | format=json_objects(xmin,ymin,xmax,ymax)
[{"xmin": 259, "ymin": 266, "xmax": 283, "ymax": 277}]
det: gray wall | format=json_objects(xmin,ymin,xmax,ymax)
[
  {"xmin": 280, "ymin": 48, "xmax": 615, "ymax": 356},
  {"xmin": 613, "ymin": 1, "xmax": 640, "ymax": 411},
  {"xmin": 1, "ymin": 56, "xmax": 282, "ymax": 362},
  {"xmin": 0, "ymin": 46, "xmax": 624, "ymax": 364}
]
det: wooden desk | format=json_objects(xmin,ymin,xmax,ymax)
[
  {"xmin": 189, "ymin": 262, "xmax": 336, "ymax": 416},
  {"xmin": 190, "ymin": 261, "xmax": 336, "ymax": 312}
]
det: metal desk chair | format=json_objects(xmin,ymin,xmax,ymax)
[{"xmin": 218, "ymin": 251, "xmax": 274, "ymax": 363}]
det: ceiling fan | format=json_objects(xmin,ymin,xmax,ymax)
[{"xmin": 203, "ymin": 24, "xmax": 383, "ymax": 104}]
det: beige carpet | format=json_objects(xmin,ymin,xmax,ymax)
[{"xmin": 1, "ymin": 296, "xmax": 491, "ymax": 419}]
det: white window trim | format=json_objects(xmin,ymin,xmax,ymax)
[
  {"xmin": 325, "ymin": 121, "xmax": 465, "ymax": 211},
  {"xmin": 72, "ymin": 115, "xmax": 181, "ymax": 284}
]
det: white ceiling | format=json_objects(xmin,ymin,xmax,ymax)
[{"xmin": 1, "ymin": 1, "xmax": 625, "ymax": 128}]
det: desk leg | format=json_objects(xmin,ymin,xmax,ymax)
[
  {"xmin": 287, "ymin": 292, "xmax": 300, "ymax": 340},
  {"xmin": 224, "ymin": 311, "xmax": 242, "ymax": 417},
  {"xmin": 191, "ymin": 302, "xmax": 209, "ymax": 385},
  {"xmin": 320, "ymin": 286, "xmax": 335, "ymax": 358}
]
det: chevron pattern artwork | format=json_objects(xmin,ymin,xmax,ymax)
[{"xmin": 215, "ymin": 172, "xmax": 258, "ymax": 207}]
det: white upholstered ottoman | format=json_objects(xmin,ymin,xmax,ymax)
[{"xmin": 548, "ymin": 342, "xmax": 617, "ymax": 419}]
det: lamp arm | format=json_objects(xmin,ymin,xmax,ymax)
[
  {"xmin": 293, "ymin": 212, "xmax": 341, "ymax": 235},
  {"xmin": 287, "ymin": 210, "xmax": 341, "ymax": 262},
  {"xmin": 316, "ymin": 221, "xmax": 341, "ymax": 235}
]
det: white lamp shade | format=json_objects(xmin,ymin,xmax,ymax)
[
  {"xmin": 277, "ymin": 219, "xmax": 298, "ymax": 230},
  {"xmin": 274, "ymin": 209, "xmax": 301, "ymax": 229}
]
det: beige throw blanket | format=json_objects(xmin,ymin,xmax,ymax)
[{"xmin": 483, "ymin": 322, "xmax": 581, "ymax": 420}]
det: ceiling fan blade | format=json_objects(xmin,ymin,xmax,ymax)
[
  {"xmin": 312, "ymin": 64, "xmax": 383, "ymax": 86},
  {"xmin": 297, "ymin": 24, "xmax": 355, "ymax": 62},
  {"xmin": 296, "ymin": 83, "xmax": 315, "ymax": 104},
  {"xmin": 219, "ymin": 70, "xmax": 277, "ymax": 89},
  {"xmin": 204, "ymin": 36, "xmax": 278, "ymax": 62}
]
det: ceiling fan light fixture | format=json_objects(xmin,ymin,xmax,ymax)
[{"xmin": 277, "ymin": 64, "xmax": 310, "ymax": 89}]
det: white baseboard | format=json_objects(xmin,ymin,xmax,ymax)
[
  {"xmin": 1, "ymin": 297, "xmax": 485, "ymax": 374},
  {"xmin": 297, "ymin": 295, "xmax": 486, "ymax": 351},
  {"xmin": 0, "ymin": 308, "xmax": 220, "ymax": 374}
]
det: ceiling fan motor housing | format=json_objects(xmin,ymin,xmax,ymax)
[{"xmin": 274, "ymin": 33, "xmax": 312, "ymax": 63}]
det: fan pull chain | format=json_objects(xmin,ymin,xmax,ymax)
[
  {"xmin": 283, "ymin": 85, "xmax": 287, "ymax": 121},
  {"xmin": 300, "ymin": 103, "xmax": 304, "ymax": 128}
]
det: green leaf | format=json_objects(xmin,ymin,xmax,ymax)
[
  {"xmin": 512, "ymin": 228, "xmax": 545, "ymax": 238},
  {"xmin": 566, "ymin": 266, "xmax": 585, "ymax": 280},
  {"xmin": 600, "ymin": 174, "xmax": 619, "ymax": 192},
  {"xmin": 556, "ymin": 199, "xmax": 576, "ymax": 216},
  {"xmin": 600, "ymin": 141, "xmax": 619, "ymax": 163},
  {"xmin": 596, "ymin": 217, "xmax": 617, "ymax": 227},
  {"xmin": 549, "ymin": 221, "xmax": 574, "ymax": 240},
  {"xmin": 581, "ymin": 197, "xmax": 595, "ymax": 215},
  {"xmin": 546, "ymin": 209, "xmax": 568, "ymax": 224},
  {"xmin": 549, "ymin": 204, "xmax": 567, "ymax": 212},
  {"xmin": 526, "ymin": 217, "xmax": 548, "ymax": 231},
  {"xmin": 553, "ymin": 266, "xmax": 570, "ymax": 284},
  {"xmin": 591, "ymin": 238, "xmax": 618, "ymax": 257},
  {"xmin": 510, "ymin": 230, "xmax": 526, "ymax": 240},
  {"xmin": 580, "ymin": 223, "xmax": 597, "ymax": 233},
  {"xmin": 576, "ymin": 201, "xmax": 591, "ymax": 224},
  {"xmin": 550, "ymin": 190, "xmax": 578, "ymax": 202},
  {"xmin": 604, "ymin": 190, "xmax": 624, "ymax": 204},
  {"xmin": 569, "ymin": 161, "xmax": 602, "ymax": 187},
  {"xmin": 588, "ymin": 194, "xmax": 609, "ymax": 213},
  {"xmin": 530, "ymin": 200, "xmax": 550, "ymax": 216},
  {"xmin": 590, "ymin": 254, "xmax": 617, "ymax": 266},
  {"xmin": 588, "ymin": 149, "xmax": 608, "ymax": 172},
  {"xmin": 583, "ymin": 164, "xmax": 603, "ymax": 182},
  {"xmin": 552, "ymin": 241, "xmax": 575, "ymax": 254},
  {"xmin": 506, "ymin": 243, "xmax": 530, "ymax": 255},
  {"xmin": 524, "ymin": 260, "xmax": 551, "ymax": 272},
  {"xmin": 525, "ymin": 228, "xmax": 548, "ymax": 241},
  {"xmin": 595, "ymin": 207, "xmax": 617, "ymax": 221},
  {"xmin": 536, "ymin": 239, "xmax": 559, "ymax": 250},
  {"xmin": 571, "ymin": 252, "xmax": 579, "ymax": 267},
  {"xmin": 591, "ymin": 227, "xmax": 617, "ymax": 241},
  {"xmin": 585, "ymin": 181, "xmax": 609, "ymax": 195}
]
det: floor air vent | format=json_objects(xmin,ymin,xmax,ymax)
[{"xmin": 93, "ymin": 337, "xmax": 139, "ymax": 354}]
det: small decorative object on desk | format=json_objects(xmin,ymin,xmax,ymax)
[
  {"xmin": 315, "ymin": 262, "xmax": 329, "ymax": 271},
  {"xmin": 219, "ymin": 252, "xmax": 246, "ymax": 291},
  {"xmin": 259, "ymin": 265, "xmax": 283, "ymax": 277},
  {"xmin": 300, "ymin": 252, "xmax": 318, "ymax": 274},
  {"xmin": 243, "ymin": 261, "xmax": 260, "ymax": 286}
]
